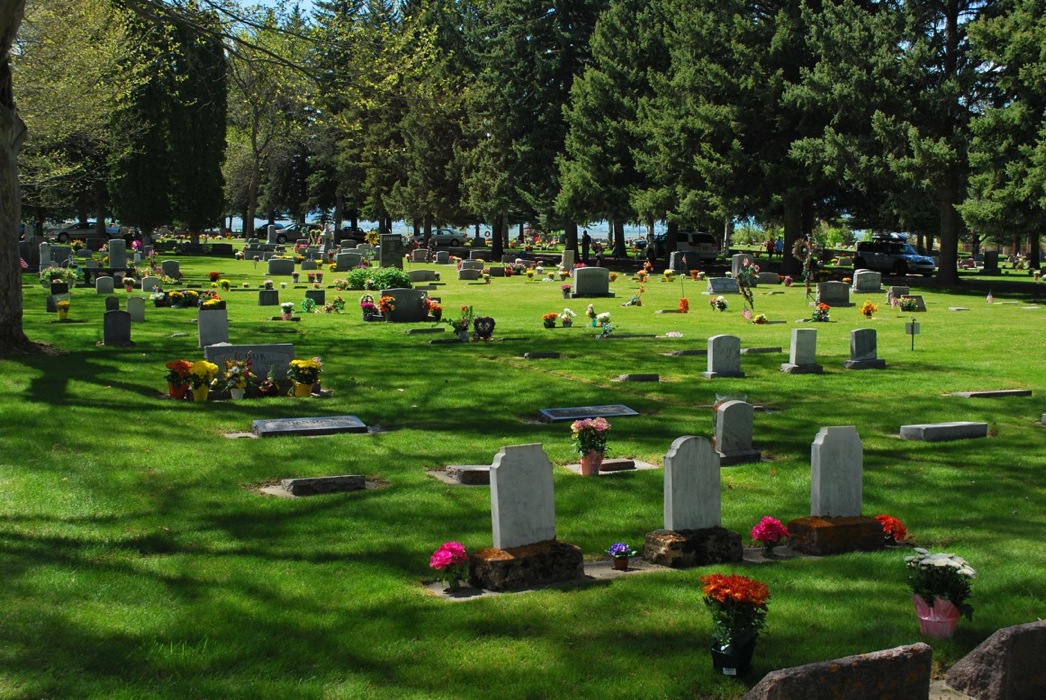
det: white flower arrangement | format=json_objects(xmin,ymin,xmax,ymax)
[
  {"xmin": 560, "ymin": 308, "xmax": 577, "ymax": 320},
  {"xmin": 596, "ymin": 312, "xmax": 611, "ymax": 323}
]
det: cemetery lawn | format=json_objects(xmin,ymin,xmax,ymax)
[{"xmin": 3, "ymin": 258, "xmax": 1044, "ymax": 699}]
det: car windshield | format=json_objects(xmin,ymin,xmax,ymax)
[{"xmin": 897, "ymin": 244, "xmax": 920, "ymax": 256}]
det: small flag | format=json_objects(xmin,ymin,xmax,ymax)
[
  {"xmin": 682, "ymin": 255, "xmax": 687, "ymax": 268},
  {"xmin": 986, "ymin": 289, "xmax": 993, "ymax": 304},
  {"xmin": 742, "ymin": 305, "xmax": 753, "ymax": 321},
  {"xmin": 20, "ymin": 257, "xmax": 28, "ymax": 270}
]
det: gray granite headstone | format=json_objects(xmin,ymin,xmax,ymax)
[
  {"xmin": 982, "ymin": 250, "xmax": 999, "ymax": 271},
  {"xmin": 161, "ymin": 260, "xmax": 180, "ymax": 279},
  {"xmin": 204, "ymin": 343, "xmax": 294, "ymax": 381},
  {"xmin": 408, "ymin": 269, "xmax": 438, "ymax": 283},
  {"xmin": 252, "ymin": 416, "xmax": 367, "ymax": 437},
  {"xmin": 102, "ymin": 310, "xmax": 132, "ymax": 346},
  {"xmin": 304, "ymin": 289, "xmax": 326, "ymax": 306},
  {"xmin": 731, "ymin": 253, "xmax": 748, "ymax": 276},
  {"xmin": 380, "ymin": 287, "xmax": 427, "ymax": 322},
  {"xmin": 461, "ymin": 260, "xmax": 483, "ymax": 271},
  {"xmin": 851, "ymin": 269, "xmax": 882, "ymax": 294},
  {"xmin": 108, "ymin": 239, "xmax": 127, "ymax": 269},
  {"xmin": 140, "ymin": 275, "xmax": 161, "ymax": 292},
  {"xmin": 817, "ymin": 281, "xmax": 851, "ymax": 306},
  {"xmin": 266, "ymin": 224, "xmax": 279, "ymax": 245},
  {"xmin": 886, "ymin": 286, "xmax": 910, "ymax": 306},
  {"xmin": 538, "ymin": 405, "xmax": 639, "ymax": 422},
  {"xmin": 703, "ymin": 334, "xmax": 744, "ymax": 378},
  {"xmin": 781, "ymin": 328, "xmax": 823, "ymax": 374},
  {"xmin": 664, "ymin": 436, "xmax": 720, "ymax": 530},
  {"xmin": 281, "ymin": 475, "xmax": 366, "ymax": 496},
  {"xmin": 707, "ymin": 277, "xmax": 740, "ymax": 294},
  {"xmin": 487, "ymin": 266, "xmax": 505, "ymax": 277},
  {"xmin": 95, "ymin": 276, "xmax": 114, "ymax": 295},
  {"xmin": 715, "ymin": 400, "xmax": 761, "ymax": 466},
  {"xmin": 435, "ymin": 250, "xmax": 450, "ymax": 264},
  {"xmin": 572, "ymin": 267, "xmax": 612, "ymax": 297},
  {"xmin": 198, "ymin": 309, "xmax": 229, "ymax": 348},
  {"xmin": 127, "ymin": 296, "xmax": 145, "ymax": 322},
  {"xmin": 258, "ymin": 290, "xmax": 279, "ymax": 306},
  {"xmin": 899, "ymin": 422, "xmax": 988, "ymax": 442},
  {"xmin": 458, "ymin": 269, "xmax": 482, "ymax": 281},
  {"xmin": 410, "ymin": 249, "xmax": 430, "ymax": 263},
  {"xmin": 757, "ymin": 271, "xmax": 780, "ymax": 285},
  {"xmin": 335, "ymin": 252, "xmax": 362, "ymax": 271},
  {"xmin": 844, "ymin": 329, "xmax": 886, "ymax": 369},
  {"xmin": 490, "ymin": 444, "xmax": 555, "ymax": 549},
  {"xmin": 267, "ymin": 258, "xmax": 295, "ymax": 276},
  {"xmin": 300, "ymin": 259, "xmax": 317, "ymax": 271},
  {"xmin": 39, "ymin": 242, "xmax": 51, "ymax": 267},
  {"xmin": 669, "ymin": 250, "xmax": 687, "ymax": 273},
  {"xmin": 811, "ymin": 426, "xmax": 863, "ymax": 517},
  {"xmin": 379, "ymin": 234, "xmax": 405, "ymax": 269}
]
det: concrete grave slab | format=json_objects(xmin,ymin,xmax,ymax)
[
  {"xmin": 614, "ymin": 374, "xmax": 659, "ymax": 382},
  {"xmin": 949, "ymin": 389, "xmax": 1032, "ymax": 398},
  {"xmin": 251, "ymin": 415, "xmax": 368, "ymax": 437},
  {"xmin": 740, "ymin": 347, "xmax": 782, "ymax": 354},
  {"xmin": 900, "ymin": 422, "xmax": 989, "ymax": 442},
  {"xmin": 280, "ymin": 475, "xmax": 366, "ymax": 496},
  {"xmin": 538, "ymin": 404, "xmax": 639, "ymax": 422},
  {"xmin": 561, "ymin": 458, "xmax": 658, "ymax": 476},
  {"xmin": 524, "ymin": 352, "xmax": 561, "ymax": 359}
]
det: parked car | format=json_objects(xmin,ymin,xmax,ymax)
[
  {"xmin": 49, "ymin": 221, "xmax": 122, "ymax": 243},
  {"xmin": 335, "ymin": 226, "xmax": 368, "ymax": 245},
  {"xmin": 854, "ymin": 234, "xmax": 935, "ymax": 277},
  {"xmin": 650, "ymin": 231, "xmax": 719, "ymax": 262},
  {"xmin": 427, "ymin": 227, "xmax": 467, "ymax": 247}
]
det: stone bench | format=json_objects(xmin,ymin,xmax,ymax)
[{"xmin": 900, "ymin": 421, "xmax": 989, "ymax": 442}]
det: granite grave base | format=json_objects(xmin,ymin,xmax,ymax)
[
  {"xmin": 469, "ymin": 540, "xmax": 584, "ymax": 592},
  {"xmin": 787, "ymin": 515, "xmax": 884, "ymax": 556},
  {"xmin": 643, "ymin": 527, "xmax": 743, "ymax": 568}
]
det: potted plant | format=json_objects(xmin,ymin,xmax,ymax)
[
  {"xmin": 55, "ymin": 299, "xmax": 71, "ymax": 321},
  {"xmin": 700, "ymin": 573, "xmax": 770, "ymax": 676},
  {"xmin": 875, "ymin": 514, "xmax": 907, "ymax": 545},
  {"xmin": 709, "ymin": 295, "xmax": 728, "ymax": 312},
  {"xmin": 750, "ymin": 516, "xmax": 789, "ymax": 559},
  {"xmin": 187, "ymin": 360, "xmax": 219, "ymax": 402},
  {"xmin": 123, "ymin": 277, "xmax": 136, "ymax": 292},
  {"xmin": 280, "ymin": 302, "xmax": 295, "ymax": 321},
  {"xmin": 220, "ymin": 358, "xmax": 257, "ymax": 400},
  {"xmin": 164, "ymin": 359, "xmax": 193, "ymax": 399},
  {"xmin": 811, "ymin": 302, "xmax": 831, "ymax": 322},
  {"xmin": 571, "ymin": 417, "xmax": 610, "ymax": 476},
  {"xmin": 905, "ymin": 548, "xmax": 975, "ymax": 638},
  {"xmin": 542, "ymin": 312, "xmax": 558, "ymax": 329},
  {"xmin": 443, "ymin": 305, "xmax": 477, "ymax": 341},
  {"xmin": 287, "ymin": 358, "xmax": 321, "ymax": 397},
  {"xmin": 560, "ymin": 308, "xmax": 576, "ymax": 327},
  {"xmin": 379, "ymin": 295, "xmax": 396, "ymax": 320},
  {"xmin": 860, "ymin": 300, "xmax": 878, "ymax": 318},
  {"xmin": 359, "ymin": 294, "xmax": 378, "ymax": 320},
  {"xmin": 607, "ymin": 542, "xmax": 636, "ymax": 571},
  {"xmin": 429, "ymin": 541, "xmax": 469, "ymax": 592}
]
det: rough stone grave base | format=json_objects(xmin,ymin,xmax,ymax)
[
  {"xmin": 445, "ymin": 465, "xmax": 491, "ymax": 485},
  {"xmin": 781, "ymin": 362, "xmax": 824, "ymax": 374},
  {"xmin": 469, "ymin": 540, "xmax": 584, "ymax": 592},
  {"xmin": 944, "ymin": 620, "xmax": 1046, "ymax": 700},
  {"xmin": 741, "ymin": 347, "xmax": 782, "ymax": 354},
  {"xmin": 843, "ymin": 358, "xmax": 886, "ymax": 370},
  {"xmin": 523, "ymin": 352, "xmax": 561, "ymax": 359},
  {"xmin": 561, "ymin": 458, "xmax": 657, "ymax": 475},
  {"xmin": 643, "ymin": 527, "xmax": 743, "ymax": 568},
  {"xmin": 614, "ymin": 374, "xmax": 659, "ymax": 382},
  {"xmin": 280, "ymin": 475, "xmax": 365, "ymax": 496},
  {"xmin": 744, "ymin": 643, "xmax": 932, "ymax": 700},
  {"xmin": 702, "ymin": 369, "xmax": 745, "ymax": 379},
  {"xmin": 787, "ymin": 516, "xmax": 883, "ymax": 556}
]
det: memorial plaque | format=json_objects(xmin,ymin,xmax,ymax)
[
  {"xmin": 280, "ymin": 475, "xmax": 366, "ymax": 495},
  {"xmin": 251, "ymin": 416, "xmax": 368, "ymax": 437},
  {"xmin": 538, "ymin": 404, "xmax": 639, "ymax": 422}
]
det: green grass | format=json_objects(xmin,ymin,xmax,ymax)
[{"xmin": 2, "ymin": 256, "xmax": 1045, "ymax": 698}]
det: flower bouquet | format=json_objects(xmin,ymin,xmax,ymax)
[
  {"xmin": 542, "ymin": 312, "xmax": 558, "ymax": 329},
  {"xmin": 679, "ymin": 298, "xmax": 690, "ymax": 313},
  {"xmin": 220, "ymin": 358, "xmax": 257, "ymax": 396},
  {"xmin": 39, "ymin": 266, "xmax": 78, "ymax": 288},
  {"xmin": 188, "ymin": 360, "xmax": 219, "ymax": 401},
  {"xmin": 280, "ymin": 301, "xmax": 295, "ymax": 320},
  {"xmin": 378, "ymin": 295, "xmax": 396, "ymax": 314},
  {"xmin": 860, "ymin": 300, "xmax": 877, "ymax": 318},
  {"xmin": 586, "ymin": 304, "xmax": 597, "ymax": 326},
  {"xmin": 429, "ymin": 541, "xmax": 469, "ymax": 591},
  {"xmin": 751, "ymin": 516, "xmax": 789, "ymax": 558},
  {"xmin": 700, "ymin": 573, "xmax": 770, "ymax": 675},
  {"xmin": 560, "ymin": 308, "xmax": 576, "ymax": 327},
  {"xmin": 875, "ymin": 513, "xmax": 907, "ymax": 545},
  {"xmin": 811, "ymin": 302, "xmax": 831, "ymax": 322},
  {"xmin": 906, "ymin": 548, "xmax": 976, "ymax": 629},
  {"xmin": 571, "ymin": 417, "xmax": 610, "ymax": 459},
  {"xmin": 164, "ymin": 359, "xmax": 192, "ymax": 398},
  {"xmin": 426, "ymin": 299, "xmax": 442, "ymax": 321},
  {"xmin": 709, "ymin": 295, "xmax": 728, "ymax": 312},
  {"xmin": 444, "ymin": 305, "xmax": 477, "ymax": 336},
  {"xmin": 898, "ymin": 296, "xmax": 918, "ymax": 312}
]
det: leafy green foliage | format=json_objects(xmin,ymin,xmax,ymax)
[{"xmin": 345, "ymin": 265, "xmax": 412, "ymax": 289}]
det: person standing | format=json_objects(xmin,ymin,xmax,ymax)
[
  {"xmin": 766, "ymin": 237, "xmax": 775, "ymax": 259},
  {"xmin": 581, "ymin": 229, "xmax": 591, "ymax": 264}
]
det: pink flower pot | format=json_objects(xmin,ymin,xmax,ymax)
[
  {"xmin": 913, "ymin": 594, "xmax": 960, "ymax": 639},
  {"xmin": 579, "ymin": 450, "xmax": 603, "ymax": 476}
]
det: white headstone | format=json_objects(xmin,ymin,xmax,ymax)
[
  {"xmin": 39, "ymin": 242, "xmax": 52, "ymax": 268},
  {"xmin": 715, "ymin": 401, "xmax": 760, "ymax": 465},
  {"xmin": 127, "ymin": 296, "xmax": 145, "ymax": 322},
  {"xmin": 664, "ymin": 436, "xmax": 720, "ymax": 530},
  {"xmin": 140, "ymin": 275, "xmax": 161, "ymax": 292},
  {"xmin": 851, "ymin": 269, "xmax": 882, "ymax": 293},
  {"xmin": 490, "ymin": 444, "xmax": 555, "ymax": 549},
  {"xmin": 267, "ymin": 224, "xmax": 279, "ymax": 245},
  {"xmin": 95, "ymin": 276, "xmax": 115, "ymax": 295},
  {"xmin": 703, "ymin": 334, "xmax": 744, "ymax": 378},
  {"xmin": 198, "ymin": 308, "xmax": 229, "ymax": 348},
  {"xmin": 561, "ymin": 249, "xmax": 575, "ymax": 269},
  {"xmin": 810, "ymin": 426, "xmax": 863, "ymax": 517},
  {"xmin": 781, "ymin": 328, "xmax": 824, "ymax": 374}
]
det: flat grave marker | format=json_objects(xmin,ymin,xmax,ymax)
[
  {"xmin": 538, "ymin": 404, "xmax": 639, "ymax": 422},
  {"xmin": 251, "ymin": 416, "xmax": 368, "ymax": 437}
]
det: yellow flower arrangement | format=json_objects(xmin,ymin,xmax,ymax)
[
  {"xmin": 860, "ymin": 300, "xmax": 878, "ymax": 318},
  {"xmin": 287, "ymin": 359, "xmax": 321, "ymax": 384},
  {"xmin": 188, "ymin": 360, "xmax": 219, "ymax": 388}
]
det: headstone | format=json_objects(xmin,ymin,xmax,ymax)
[
  {"xmin": 458, "ymin": 269, "xmax": 482, "ymax": 281},
  {"xmin": 267, "ymin": 258, "xmax": 295, "ymax": 276},
  {"xmin": 561, "ymin": 249, "xmax": 575, "ymax": 269},
  {"xmin": 731, "ymin": 253, "xmax": 748, "ymax": 276},
  {"xmin": 95, "ymin": 276, "xmax": 114, "ymax": 295},
  {"xmin": 490, "ymin": 444, "xmax": 555, "ymax": 549},
  {"xmin": 538, "ymin": 405, "xmax": 639, "ymax": 422},
  {"xmin": 381, "ymin": 287, "xmax": 427, "ymax": 322},
  {"xmin": 664, "ymin": 436, "xmax": 721, "ymax": 530},
  {"xmin": 949, "ymin": 389, "xmax": 1032, "ymax": 398},
  {"xmin": 435, "ymin": 250, "xmax": 450, "ymax": 264},
  {"xmin": 461, "ymin": 260, "xmax": 483, "ymax": 271},
  {"xmin": 379, "ymin": 234, "xmax": 404, "ymax": 269},
  {"xmin": 161, "ymin": 260, "xmax": 180, "ymax": 279},
  {"xmin": 714, "ymin": 400, "xmax": 761, "ymax": 466},
  {"xmin": 258, "ymin": 289, "xmax": 279, "ymax": 306},
  {"xmin": 572, "ymin": 267, "xmax": 613, "ymax": 297},
  {"xmin": 707, "ymin": 277, "xmax": 740, "ymax": 294},
  {"xmin": 51, "ymin": 246, "xmax": 71, "ymax": 265},
  {"xmin": 899, "ymin": 422, "xmax": 989, "ymax": 442},
  {"xmin": 836, "ymin": 255, "xmax": 853, "ymax": 267},
  {"xmin": 816, "ymin": 280, "xmax": 851, "ymax": 306},
  {"xmin": 210, "ymin": 243, "xmax": 233, "ymax": 257},
  {"xmin": 198, "ymin": 308, "xmax": 229, "ymax": 347},
  {"xmin": 300, "ymin": 259, "xmax": 317, "ymax": 271},
  {"xmin": 251, "ymin": 416, "xmax": 368, "ymax": 437},
  {"xmin": 982, "ymin": 250, "xmax": 1000, "ymax": 272},
  {"xmin": 702, "ymin": 334, "xmax": 744, "ymax": 378},
  {"xmin": 204, "ymin": 343, "xmax": 294, "ymax": 380},
  {"xmin": 410, "ymin": 249, "xmax": 430, "ymax": 263},
  {"xmin": 127, "ymin": 296, "xmax": 145, "ymax": 322},
  {"xmin": 851, "ymin": 269, "xmax": 882, "ymax": 293},
  {"xmin": 886, "ymin": 285, "xmax": 910, "ymax": 305},
  {"xmin": 757, "ymin": 271, "xmax": 780, "ymax": 285},
  {"xmin": 104, "ymin": 296, "xmax": 120, "ymax": 312},
  {"xmin": 304, "ymin": 289, "xmax": 326, "ymax": 306},
  {"xmin": 140, "ymin": 275, "xmax": 161, "ymax": 292},
  {"xmin": 468, "ymin": 251, "xmax": 486, "ymax": 261},
  {"xmin": 281, "ymin": 475, "xmax": 366, "ymax": 496},
  {"xmin": 102, "ymin": 310, "xmax": 132, "ymax": 346},
  {"xmin": 108, "ymin": 239, "xmax": 127, "ymax": 269},
  {"xmin": 903, "ymin": 294, "xmax": 927, "ymax": 312},
  {"xmin": 844, "ymin": 328, "xmax": 886, "ymax": 369},
  {"xmin": 335, "ymin": 252, "xmax": 362, "ymax": 271},
  {"xmin": 781, "ymin": 328, "xmax": 823, "ymax": 374},
  {"xmin": 669, "ymin": 251, "xmax": 687, "ymax": 273},
  {"xmin": 488, "ymin": 266, "xmax": 505, "ymax": 277},
  {"xmin": 945, "ymin": 620, "xmax": 1046, "ymax": 700},
  {"xmin": 39, "ymin": 242, "xmax": 51, "ymax": 267},
  {"xmin": 811, "ymin": 426, "xmax": 863, "ymax": 517},
  {"xmin": 266, "ymin": 224, "xmax": 279, "ymax": 245},
  {"xmin": 84, "ymin": 259, "xmax": 98, "ymax": 269},
  {"xmin": 745, "ymin": 644, "xmax": 932, "ymax": 700}
]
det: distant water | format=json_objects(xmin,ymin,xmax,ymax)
[{"xmin": 229, "ymin": 218, "xmax": 664, "ymax": 241}]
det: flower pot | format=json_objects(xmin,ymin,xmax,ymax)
[
  {"xmin": 168, "ymin": 383, "xmax": 188, "ymax": 400},
  {"xmin": 579, "ymin": 450, "xmax": 603, "ymax": 476},
  {"xmin": 457, "ymin": 330, "xmax": 469, "ymax": 342},
  {"xmin": 292, "ymin": 381, "xmax": 313, "ymax": 398},
  {"xmin": 710, "ymin": 635, "xmax": 757, "ymax": 676},
  {"xmin": 562, "ymin": 289, "xmax": 571, "ymax": 299},
  {"xmin": 612, "ymin": 556, "xmax": 629, "ymax": 571},
  {"xmin": 229, "ymin": 387, "xmax": 245, "ymax": 400},
  {"xmin": 590, "ymin": 319, "xmax": 598, "ymax": 327},
  {"xmin": 191, "ymin": 385, "xmax": 210, "ymax": 402},
  {"xmin": 562, "ymin": 319, "xmax": 572, "ymax": 328},
  {"xmin": 57, "ymin": 309, "xmax": 69, "ymax": 320},
  {"xmin": 543, "ymin": 321, "xmax": 556, "ymax": 329},
  {"xmin": 281, "ymin": 313, "xmax": 293, "ymax": 321},
  {"xmin": 913, "ymin": 594, "xmax": 961, "ymax": 639}
]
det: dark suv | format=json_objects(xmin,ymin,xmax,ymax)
[
  {"xmin": 650, "ymin": 231, "xmax": 719, "ymax": 261},
  {"xmin": 854, "ymin": 234, "xmax": 935, "ymax": 277}
]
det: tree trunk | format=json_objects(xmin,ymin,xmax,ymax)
[
  {"xmin": 936, "ymin": 170, "xmax": 962, "ymax": 285},
  {"xmin": 1027, "ymin": 230, "xmax": 1040, "ymax": 270},
  {"xmin": 780, "ymin": 193, "xmax": 803, "ymax": 276},
  {"xmin": 0, "ymin": 0, "xmax": 34, "ymax": 357}
]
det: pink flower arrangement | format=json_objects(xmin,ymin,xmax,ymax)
[
  {"xmin": 429, "ymin": 541, "xmax": 469, "ymax": 590},
  {"xmin": 751, "ymin": 516, "xmax": 789, "ymax": 556}
]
